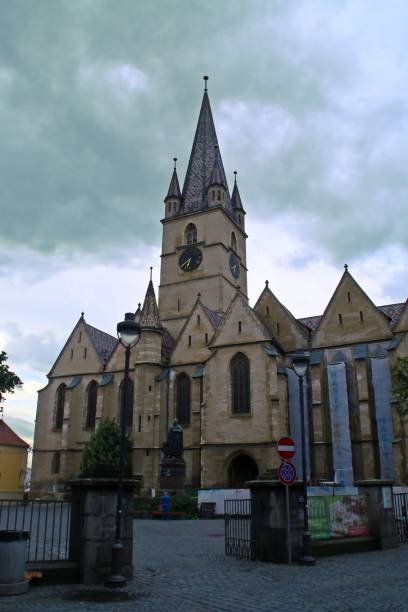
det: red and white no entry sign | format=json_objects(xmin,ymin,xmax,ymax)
[
  {"xmin": 277, "ymin": 436, "xmax": 296, "ymax": 459},
  {"xmin": 278, "ymin": 461, "xmax": 297, "ymax": 486}
]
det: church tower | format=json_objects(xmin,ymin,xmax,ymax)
[{"xmin": 159, "ymin": 77, "xmax": 248, "ymax": 338}]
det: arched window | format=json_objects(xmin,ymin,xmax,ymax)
[
  {"xmin": 54, "ymin": 384, "xmax": 66, "ymax": 430},
  {"xmin": 176, "ymin": 373, "xmax": 191, "ymax": 425},
  {"xmin": 51, "ymin": 452, "xmax": 60, "ymax": 474},
  {"xmin": 85, "ymin": 381, "xmax": 98, "ymax": 429},
  {"xmin": 231, "ymin": 353, "xmax": 251, "ymax": 414},
  {"xmin": 231, "ymin": 232, "xmax": 237, "ymax": 252},
  {"xmin": 119, "ymin": 377, "xmax": 134, "ymax": 428},
  {"xmin": 185, "ymin": 223, "xmax": 197, "ymax": 245}
]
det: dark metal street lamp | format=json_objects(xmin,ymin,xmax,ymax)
[
  {"xmin": 292, "ymin": 353, "xmax": 316, "ymax": 566},
  {"xmin": 106, "ymin": 313, "xmax": 141, "ymax": 589}
]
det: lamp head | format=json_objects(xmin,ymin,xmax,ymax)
[
  {"xmin": 292, "ymin": 353, "xmax": 310, "ymax": 378},
  {"xmin": 117, "ymin": 312, "xmax": 141, "ymax": 348}
]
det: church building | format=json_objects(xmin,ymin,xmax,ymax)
[{"xmin": 31, "ymin": 79, "xmax": 408, "ymax": 497}]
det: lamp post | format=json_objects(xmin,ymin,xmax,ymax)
[
  {"xmin": 106, "ymin": 313, "xmax": 141, "ymax": 589},
  {"xmin": 292, "ymin": 353, "xmax": 315, "ymax": 566}
]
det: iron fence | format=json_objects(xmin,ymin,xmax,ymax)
[
  {"xmin": 224, "ymin": 498, "xmax": 254, "ymax": 559},
  {"xmin": 0, "ymin": 499, "xmax": 71, "ymax": 561},
  {"xmin": 393, "ymin": 493, "xmax": 408, "ymax": 543}
]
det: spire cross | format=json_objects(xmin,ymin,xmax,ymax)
[
  {"xmin": 203, "ymin": 75, "xmax": 209, "ymax": 91},
  {"xmin": 344, "ymin": 264, "xmax": 348, "ymax": 272},
  {"xmin": 150, "ymin": 267, "xmax": 153, "ymax": 281},
  {"xmin": 173, "ymin": 157, "xmax": 177, "ymax": 170},
  {"xmin": 265, "ymin": 280, "xmax": 269, "ymax": 288}
]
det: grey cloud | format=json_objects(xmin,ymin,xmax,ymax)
[
  {"xmin": 0, "ymin": 0, "xmax": 407, "ymax": 263},
  {"xmin": 3, "ymin": 323, "xmax": 61, "ymax": 373}
]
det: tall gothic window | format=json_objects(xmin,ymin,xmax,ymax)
[
  {"xmin": 85, "ymin": 381, "xmax": 98, "ymax": 429},
  {"xmin": 176, "ymin": 373, "xmax": 191, "ymax": 425},
  {"xmin": 231, "ymin": 232, "xmax": 237, "ymax": 252},
  {"xmin": 51, "ymin": 452, "xmax": 60, "ymax": 474},
  {"xmin": 119, "ymin": 378, "xmax": 134, "ymax": 428},
  {"xmin": 231, "ymin": 353, "xmax": 251, "ymax": 414},
  {"xmin": 185, "ymin": 223, "xmax": 197, "ymax": 245},
  {"xmin": 54, "ymin": 384, "xmax": 66, "ymax": 430}
]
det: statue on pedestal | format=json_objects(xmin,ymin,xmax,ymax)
[{"xmin": 162, "ymin": 419, "xmax": 183, "ymax": 459}]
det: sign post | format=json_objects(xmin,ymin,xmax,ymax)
[{"xmin": 277, "ymin": 437, "xmax": 297, "ymax": 565}]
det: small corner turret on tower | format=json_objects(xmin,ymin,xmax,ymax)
[
  {"xmin": 231, "ymin": 171, "xmax": 245, "ymax": 230},
  {"xmin": 164, "ymin": 157, "xmax": 182, "ymax": 218}
]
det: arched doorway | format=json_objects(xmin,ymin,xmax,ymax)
[{"xmin": 228, "ymin": 454, "xmax": 258, "ymax": 488}]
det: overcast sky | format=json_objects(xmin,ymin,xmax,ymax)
[{"xmin": 1, "ymin": 0, "xmax": 407, "ymax": 442}]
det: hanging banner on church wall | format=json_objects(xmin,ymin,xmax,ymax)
[{"xmin": 309, "ymin": 495, "xmax": 369, "ymax": 540}]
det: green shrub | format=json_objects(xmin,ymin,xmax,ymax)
[
  {"xmin": 79, "ymin": 419, "xmax": 132, "ymax": 478},
  {"xmin": 170, "ymin": 494, "xmax": 199, "ymax": 518},
  {"xmin": 134, "ymin": 496, "xmax": 160, "ymax": 513}
]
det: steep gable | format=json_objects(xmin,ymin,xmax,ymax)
[
  {"xmin": 48, "ymin": 315, "xmax": 111, "ymax": 377},
  {"xmin": 254, "ymin": 283, "xmax": 309, "ymax": 352},
  {"xmin": 170, "ymin": 299, "xmax": 217, "ymax": 365},
  {"xmin": 393, "ymin": 300, "xmax": 408, "ymax": 333},
  {"xmin": 211, "ymin": 290, "xmax": 273, "ymax": 349},
  {"xmin": 312, "ymin": 269, "xmax": 393, "ymax": 348}
]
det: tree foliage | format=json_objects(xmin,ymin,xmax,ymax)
[
  {"xmin": 0, "ymin": 351, "xmax": 23, "ymax": 405},
  {"xmin": 392, "ymin": 357, "xmax": 408, "ymax": 416},
  {"xmin": 79, "ymin": 418, "xmax": 132, "ymax": 478}
]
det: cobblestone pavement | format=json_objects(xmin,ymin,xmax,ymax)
[{"xmin": 1, "ymin": 520, "xmax": 408, "ymax": 611}]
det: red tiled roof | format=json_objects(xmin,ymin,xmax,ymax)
[{"xmin": 0, "ymin": 419, "xmax": 30, "ymax": 449}]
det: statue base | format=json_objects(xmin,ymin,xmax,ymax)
[{"xmin": 159, "ymin": 457, "xmax": 186, "ymax": 491}]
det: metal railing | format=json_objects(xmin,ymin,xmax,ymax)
[
  {"xmin": 224, "ymin": 498, "xmax": 254, "ymax": 559},
  {"xmin": 393, "ymin": 493, "xmax": 408, "ymax": 543},
  {"xmin": 0, "ymin": 500, "xmax": 71, "ymax": 562}
]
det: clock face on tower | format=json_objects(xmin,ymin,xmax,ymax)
[
  {"xmin": 179, "ymin": 246, "xmax": 203, "ymax": 272},
  {"xmin": 229, "ymin": 253, "xmax": 240, "ymax": 278}
]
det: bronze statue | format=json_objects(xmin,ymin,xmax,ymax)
[{"xmin": 162, "ymin": 419, "xmax": 183, "ymax": 458}]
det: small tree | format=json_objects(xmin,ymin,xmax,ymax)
[
  {"xmin": 79, "ymin": 419, "xmax": 132, "ymax": 478},
  {"xmin": 0, "ymin": 351, "xmax": 23, "ymax": 405},
  {"xmin": 392, "ymin": 357, "xmax": 408, "ymax": 416}
]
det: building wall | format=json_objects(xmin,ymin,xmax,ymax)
[{"xmin": 0, "ymin": 445, "xmax": 27, "ymax": 500}]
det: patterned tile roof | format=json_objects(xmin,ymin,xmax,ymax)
[
  {"xmin": 231, "ymin": 178, "xmax": 244, "ymax": 211},
  {"xmin": 378, "ymin": 303, "xmax": 405, "ymax": 326},
  {"xmin": 297, "ymin": 302, "xmax": 405, "ymax": 332},
  {"xmin": 202, "ymin": 304, "xmax": 223, "ymax": 329},
  {"xmin": 181, "ymin": 91, "xmax": 232, "ymax": 214},
  {"xmin": 0, "ymin": 419, "xmax": 30, "ymax": 449},
  {"xmin": 85, "ymin": 323, "xmax": 117, "ymax": 361},
  {"xmin": 165, "ymin": 167, "xmax": 182, "ymax": 200},
  {"xmin": 162, "ymin": 327, "xmax": 176, "ymax": 361},
  {"xmin": 140, "ymin": 280, "xmax": 161, "ymax": 329}
]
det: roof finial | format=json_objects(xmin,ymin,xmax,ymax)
[
  {"xmin": 203, "ymin": 75, "xmax": 209, "ymax": 91},
  {"xmin": 150, "ymin": 266, "xmax": 153, "ymax": 281},
  {"xmin": 234, "ymin": 170, "xmax": 237, "ymax": 184},
  {"xmin": 138, "ymin": 302, "xmax": 141, "ymax": 309},
  {"xmin": 344, "ymin": 264, "xmax": 348, "ymax": 272},
  {"xmin": 197, "ymin": 292, "xmax": 201, "ymax": 299},
  {"xmin": 173, "ymin": 157, "xmax": 177, "ymax": 170},
  {"xmin": 265, "ymin": 280, "xmax": 269, "ymax": 288},
  {"xmin": 81, "ymin": 311, "xmax": 85, "ymax": 317}
]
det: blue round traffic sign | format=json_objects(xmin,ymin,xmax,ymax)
[{"xmin": 278, "ymin": 461, "xmax": 297, "ymax": 486}]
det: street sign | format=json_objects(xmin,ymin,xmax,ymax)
[
  {"xmin": 278, "ymin": 461, "xmax": 297, "ymax": 486},
  {"xmin": 277, "ymin": 436, "xmax": 296, "ymax": 459}
]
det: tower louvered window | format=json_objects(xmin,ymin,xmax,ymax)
[
  {"xmin": 119, "ymin": 377, "xmax": 134, "ymax": 428},
  {"xmin": 231, "ymin": 353, "xmax": 251, "ymax": 414},
  {"xmin": 176, "ymin": 373, "xmax": 191, "ymax": 425},
  {"xmin": 185, "ymin": 223, "xmax": 197, "ymax": 244},
  {"xmin": 85, "ymin": 381, "xmax": 98, "ymax": 429},
  {"xmin": 54, "ymin": 384, "xmax": 66, "ymax": 430}
]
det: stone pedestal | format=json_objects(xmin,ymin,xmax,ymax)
[
  {"xmin": 355, "ymin": 479, "xmax": 398, "ymax": 550},
  {"xmin": 69, "ymin": 479, "xmax": 138, "ymax": 584},
  {"xmin": 248, "ymin": 478, "xmax": 304, "ymax": 563},
  {"xmin": 159, "ymin": 458, "xmax": 186, "ymax": 491}
]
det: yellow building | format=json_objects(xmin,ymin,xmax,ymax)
[{"xmin": 0, "ymin": 419, "xmax": 29, "ymax": 500}]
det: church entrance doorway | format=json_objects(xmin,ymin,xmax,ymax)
[{"xmin": 228, "ymin": 454, "xmax": 258, "ymax": 488}]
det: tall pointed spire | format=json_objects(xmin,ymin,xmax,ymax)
[
  {"xmin": 140, "ymin": 278, "xmax": 162, "ymax": 329},
  {"xmin": 181, "ymin": 77, "xmax": 231, "ymax": 213},
  {"xmin": 231, "ymin": 171, "xmax": 244, "ymax": 211},
  {"xmin": 164, "ymin": 157, "xmax": 181, "ymax": 201},
  {"xmin": 209, "ymin": 145, "xmax": 227, "ymax": 188}
]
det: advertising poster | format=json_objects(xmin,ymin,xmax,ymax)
[{"xmin": 309, "ymin": 495, "xmax": 369, "ymax": 540}]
